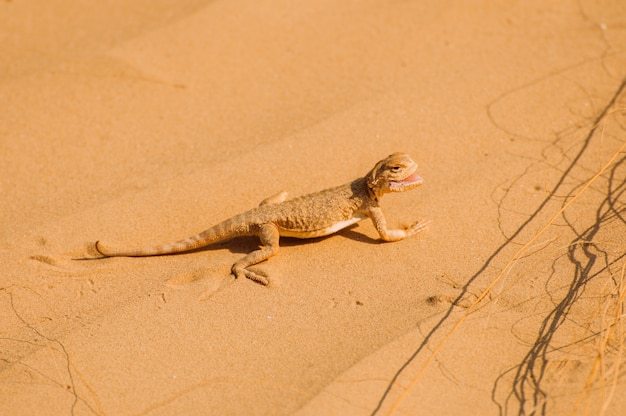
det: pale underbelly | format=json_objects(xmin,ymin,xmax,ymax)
[{"xmin": 277, "ymin": 214, "xmax": 368, "ymax": 239}]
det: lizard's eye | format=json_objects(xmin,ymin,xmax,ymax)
[{"xmin": 391, "ymin": 166, "xmax": 401, "ymax": 171}]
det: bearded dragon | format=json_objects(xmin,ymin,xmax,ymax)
[{"xmin": 94, "ymin": 152, "xmax": 426, "ymax": 285}]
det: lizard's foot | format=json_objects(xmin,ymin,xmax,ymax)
[
  {"xmin": 406, "ymin": 219, "xmax": 431, "ymax": 237},
  {"xmin": 232, "ymin": 266, "xmax": 269, "ymax": 286}
]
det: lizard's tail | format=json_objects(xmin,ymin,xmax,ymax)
[
  {"xmin": 94, "ymin": 217, "xmax": 249, "ymax": 257},
  {"xmin": 94, "ymin": 235, "xmax": 207, "ymax": 257}
]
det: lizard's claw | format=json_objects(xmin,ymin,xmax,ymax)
[
  {"xmin": 244, "ymin": 270, "xmax": 270, "ymax": 286},
  {"xmin": 406, "ymin": 219, "xmax": 430, "ymax": 237},
  {"xmin": 232, "ymin": 266, "xmax": 269, "ymax": 286}
]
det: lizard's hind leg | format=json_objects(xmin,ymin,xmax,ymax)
[{"xmin": 231, "ymin": 224, "xmax": 280, "ymax": 285}]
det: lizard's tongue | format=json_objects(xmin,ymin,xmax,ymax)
[
  {"xmin": 389, "ymin": 172, "xmax": 423, "ymax": 191},
  {"xmin": 402, "ymin": 172, "xmax": 423, "ymax": 185}
]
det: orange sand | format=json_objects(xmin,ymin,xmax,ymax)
[{"xmin": 2, "ymin": 1, "xmax": 626, "ymax": 415}]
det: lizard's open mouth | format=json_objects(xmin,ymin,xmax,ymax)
[{"xmin": 389, "ymin": 171, "xmax": 423, "ymax": 191}]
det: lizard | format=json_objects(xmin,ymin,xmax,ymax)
[{"xmin": 93, "ymin": 152, "xmax": 426, "ymax": 285}]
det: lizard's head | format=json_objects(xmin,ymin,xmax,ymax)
[{"xmin": 366, "ymin": 152, "xmax": 423, "ymax": 198}]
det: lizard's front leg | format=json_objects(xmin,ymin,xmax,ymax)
[
  {"xmin": 259, "ymin": 191, "xmax": 288, "ymax": 206},
  {"xmin": 368, "ymin": 206, "xmax": 426, "ymax": 242},
  {"xmin": 231, "ymin": 224, "xmax": 280, "ymax": 285}
]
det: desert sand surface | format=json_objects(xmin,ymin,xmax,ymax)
[{"xmin": 2, "ymin": 1, "xmax": 626, "ymax": 415}]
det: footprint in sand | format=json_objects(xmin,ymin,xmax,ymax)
[
  {"xmin": 165, "ymin": 267, "xmax": 215, "ymax": 286},
  {"xmin": 166, "ymin": 267, "xmax": 235, "ymax": 300},
  {"xmin": 30, "ymin": 254, "xmax": 80, "ymax": 271},
  {"xmin": 30, "ymin": 254, "xmax": 62, "ymax": 266}
]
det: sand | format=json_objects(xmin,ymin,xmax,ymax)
[{"xmin": 2, "ymin": 0, "xmax": 626, "ymax": 415}]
